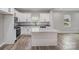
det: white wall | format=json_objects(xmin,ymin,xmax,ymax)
[
  {"xmin": 53, "ymin": 11, "xmax": 79, "ymax": 32},
  {"xmin": 49, "ymin": 10, "xmax": 55, "ymax": 29},
  {"xmin": 0, "ymin": 15, "xmax": 4, "ymax": 44},
  {"xmin": 53, "ymin": 12, "xmax": 64, "ymax": 30}
]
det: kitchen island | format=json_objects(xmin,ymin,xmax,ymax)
[{"xmin": 32, "ymin": 30, "xmax": 58, "ymax": 46}]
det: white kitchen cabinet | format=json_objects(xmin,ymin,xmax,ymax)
[
  {"xmin": 26, "ymin": 13, "xmax": 31, "ymax": 22},
  {"xmin": 21, "ymin": 27, "xmax": 32, "ymax": 35},
  {"xmin": 40, "ymin": 13, "xmax": 50, "ymax": 22},
  {"xmin": 18, "ymin": 13, "xmax": 26, "ymax": 22},
  {"xmin": 32, "ymin": 32, "xmax": 57, "ymax": 46},
  {"xmin": 18, "ymin": 13, "xmax": 31, "ymax": 22},
  {"xmin": 0, "ymin": 13, "xmax": 16, "ymax": 46},
  {"xmin": 14, "ymin": 9, "xmax": 27, "ymax": 22},
  {"xmin": 3, "ymin": 15, "xmax": 16, "ymax": 44}
]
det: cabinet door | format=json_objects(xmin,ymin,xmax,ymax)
[
  {"xmin": 40, "ymin": 13, "xmax": 50, "ymax": 22},
  {"xmin": 14, "ymin": 9, "xmax": 26, "ymax": 22},
  {"xmin": 17, "ymin": 13, "xmax": 26, "ymax": 22},
  {"xmin": 32, "ymin": 32, "xmax": 57, "ymax": 46}
]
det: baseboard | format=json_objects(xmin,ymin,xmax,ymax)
[
  {"xmin": 0, "ymin": 41, "xmax": 14, "ymax": 47},
  {"xmin": 0, "ymin": 42, "xmax": 6, "ymax": 47}
]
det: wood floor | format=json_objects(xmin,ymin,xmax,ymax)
[
  {"xmin": 0, "ymin": 44, "xmax": 14, "ymax": 50},
  {"xmin": 58, "ymin": 33, "xmax": 79, "ymax": 50},
  {"xmin": 1, "ymin": 33, "xmax": 79, "ymax": 50},
  {"xmin": 0, "ymin": 34, "xmax": 32, "ymax": 50},
  {"xmin": 0, "ymin": 45, "xmax": 59, "ymax": 50}
]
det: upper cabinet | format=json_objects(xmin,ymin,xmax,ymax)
[
  {"xmin": 40, "ymin": 13, "xmax": 50, "ymax": 22},
  {"xmin": 18, "ymin": 13, "xmax": 27, "ymax": 22},
  {"xmin": 14, "ymin": 9, "xmax": 31, "ymax": 22},
  {"xmin": 14, "ymin": 11, "xmax": 27, "ymax": 22},
  {"xmin": 0, "ymin": 8, "xmax": 14, "ymax": 15}
]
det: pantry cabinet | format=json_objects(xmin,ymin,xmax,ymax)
[{"xmin": 0, "ymin": 9, "xmax": 16, "ymax": 46}]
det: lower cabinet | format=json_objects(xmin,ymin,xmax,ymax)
[{"xmin": 32, "ymin": 32, "xmax": 57, "ymax": 46}]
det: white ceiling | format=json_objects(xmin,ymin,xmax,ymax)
[
  {"xmin": 53, "ymin": 8, "xmax": 79, "ymax": 12},
  {"xmin": 15, "ymin": 8, "xmax": 79, "ymax": 12},
  {"xmin": 15, "ymin": 8, "xmax": 51, "ymax": 13}
]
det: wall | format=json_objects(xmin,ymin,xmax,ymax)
[
  {"xmin": 0, "ymin": 14, "xmax": 4, "ymax": 45},
  {"xmin": 49, "ymin": 10, "xmax": 55, "ymax": 29},
  {"xmin": 53, "ymin": 12, "xmax": 64, "ymax": 30},
  {"xmin": 53, "ymin": 11, "xmax": 79, "ymax": 32}
]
